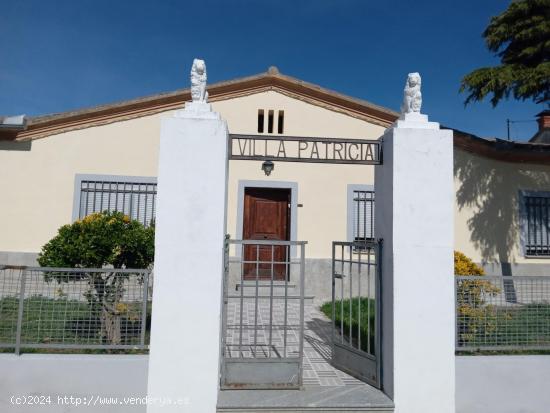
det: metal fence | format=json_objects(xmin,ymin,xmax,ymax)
[
  {"xmin": 0, "ymin": 265, "xmax": 153, "ymax": 354},
  {"xmin": 456, "ymin": 276, "xmax": 550, "ymax": 351},
  {"xmin": 331, "ymin": 240, "xmax": 381, "ymax": 387},
  {"xmin": 221, "ymin": 238, "xmax": 307, "ymax": 389}
]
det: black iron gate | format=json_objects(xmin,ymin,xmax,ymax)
[{"xmin": 331, "ymin": 240, "xmax": 382, "ymax": 388}]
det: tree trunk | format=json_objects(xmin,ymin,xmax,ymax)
[
  {"xmin": 102, "ymin": 306, "xmax": 122, "ymax": 345},
  {"xmin": 92, "ymin": 272, "xmax": 124, "ymax": 345}
]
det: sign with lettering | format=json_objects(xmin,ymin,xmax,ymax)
[{"xmin": 229, "ymin": 135, "xmax": 382, "ymax": 165}]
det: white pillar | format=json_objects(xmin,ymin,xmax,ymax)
[
  {"xmin": 375, "ymin": 112, "xmax": 455, "ymax": 413},
  {"xmin": 147, "ymin": 101, "xmax": 228, "ymax": 413}
]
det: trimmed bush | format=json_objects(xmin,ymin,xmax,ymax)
[{"xmin": 37, "ymin": 211, "xmax": 154, "ymax": 345}]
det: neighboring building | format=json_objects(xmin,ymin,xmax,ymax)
[
  {"xmin": 1, "ymin": 67, "xmax": 549, "ymax": 297},
  {"xmin": 530, "ymin": 110, "xmax": 550, "ymax": 144}
]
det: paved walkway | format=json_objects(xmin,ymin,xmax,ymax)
[
  {"xmin": 303, "ymin": 304, "xmax": 365, "ymax": 387},
  {"xmin": 224, "ymin": 299, "xmax": 365, "ymax": 387}
]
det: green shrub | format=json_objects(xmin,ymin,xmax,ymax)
[
  {"xmin": 38, "ymin": 211, "xmax": 154, "ymax": 269},
  {"xmin": 454, "ymin": 251, "xmax": 485, "ymax": 276},
  {"xmin": 455, "ymin": 251, "xmax": 500, "ymax": 347},
  {"xmin": 38, "ymin": 211, "xmax": 154, "ymax": 345}
]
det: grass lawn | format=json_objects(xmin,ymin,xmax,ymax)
[
  {"xmin": 321, "ymin": 298, "xmax": 550, "ymax": 355},
  {"xmin": 0, "ymin": 296, "xmax": 150, "ymax": 354},
  {"xmin": 320, "ymin": 297, "xmax": 376, "ymax": 354},
  {"xmin": 457, "ymin": 303, "xmax": 550, "ymax": 354}
]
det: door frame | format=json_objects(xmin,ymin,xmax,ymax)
[{"xmin": 236, "ymin": 180, "xmax": 298, "ymax": 259}]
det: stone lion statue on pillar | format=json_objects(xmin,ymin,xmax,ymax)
[
  {"xmin": 190, "ymin": 59, "xmax": 208, "ymax": 103},
  {"xmin": 401, "ymin": 72, "xmax": 422, "ymax": 114}
]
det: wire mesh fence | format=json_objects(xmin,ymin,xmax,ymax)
[
  {"xmin": 456, "ymin": 276, "xmax": 550, "ymax": 351},
  {"xmin": 0, "ymin": 265, "xmax": 153, "ymax": 354}
]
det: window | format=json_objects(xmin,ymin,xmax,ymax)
[
  {"xmin": 74, "ymin": 175, "xmax": 157, "ymax": 227},
  {"xmin": 521, "ymin": 191, "xmax": 550, "ymax": 256},
  {"xmin": 257, "ymin": 109, "xmax": 264, "ymax": 133},
  {"xmin": 348, "ymin": 185, "xmax": 375, "ymax": 245},
  {"xmin": 267, "ymin": 110, "xmax": 274, "ymax": 133},
  {"xmin": 257, "ymin": 109, "xmax": 284, "ymax": 134},
  {"xmin": 277, "ymin": 110, "xmax": 284, "ymax": 134}
]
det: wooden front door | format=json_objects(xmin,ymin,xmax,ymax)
[{"xmin": 243, "ymin": 187, "xmax": 291, "ymax": 280}]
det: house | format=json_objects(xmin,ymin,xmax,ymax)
[
  {"xmin": 1, "ymin": 65, "xmax": 550, "ymax": 413},
  {"xmin": 1, "ymin": 66, "xmax": 549, "ymax": 300}
]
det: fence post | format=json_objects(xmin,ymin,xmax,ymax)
[
  {"xmin": 15, "ymin": 268, "xmax": 27, "ymax": 355},
  {"xmin": 146, "ymin": 61, "xmax": 228, "ymax": 413},
  {"xmin": 375, "ymin": 239, "xmax": 382, "ymax": 384},
  {"xmin": 140, "ymin": 271, "xmax": 150, "ymax": 347},
  {"xmin": 454, "ymin": 277, "xmax": 459, "ymax": 350},
  {"xmin": 374, "ymin": 101, "xmax": 455, "ymax": 412},
  {"xmin": 298, "ymin": 242, "xmax": 306, "ymax": 386}
]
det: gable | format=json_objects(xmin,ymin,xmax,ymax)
[
  {"xmin": 213, "ymin": 90, "xmax": 387, "ymax": 138},
  {"xmin": 4, "ymin": 68, "xmax": 398, "ymax": 142}
]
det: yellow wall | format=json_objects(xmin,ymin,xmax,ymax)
[
  {"xmin": 0, "ymin": 90, "xmax": 383, "ymax": 257},
  {"xmin": 216, "ymin": 91, "xmax": 383, "ymax": 257},
  {"xmin": 0, "ymin": 114, "xmax": 161, "ymax": 253},
  {"xmin": 454, "ymin": 149, "xmax": 550, "ymax": 265},
  {"xmin": 1, "ymin": 89, "xmax": 549, "ymax": 264}
]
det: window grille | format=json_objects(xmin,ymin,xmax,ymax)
[
  {"xmin": 524, "ymin": 194, "xmax": 550, "ymax": 256},
  {"xmin": 78, "ymin": 179, "xmax": 157, "ymax": 227},
  {"xmin": 352, "ymin": 190, "xmax": 375, "ymax": 243}
]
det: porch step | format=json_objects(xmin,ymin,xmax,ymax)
[{"xmin": 217, "ymin": 386, "xmax": 394, "ymax": 412}]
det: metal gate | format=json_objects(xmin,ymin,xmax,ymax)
[
  {"xmin": 220, "ymin": 237, "xmax": 307, "ymax": 389},
  {"xmin": 331, "ymin": 240, "xmax": 382, "ymax": 388}
]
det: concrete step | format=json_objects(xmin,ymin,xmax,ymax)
[
  {"xmin": 217, "ymin": 386, "xmax": 394, "ymax": 413},
  {"xmin": 218, "ymin": 409, "xmax": 393, "ymax": 413},
  {"xmin": 216, "ymin": 407, "xmax": 393, "ymax": 413}
]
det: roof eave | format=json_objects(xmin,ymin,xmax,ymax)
[
  {"xmin": 452, "ymin": 129, "xmax": 550, "ymax": 164},
  {"xmin": 9, "ymin": 69, "xmax": 399, "ymax": 141}
]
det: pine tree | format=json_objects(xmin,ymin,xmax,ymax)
[{"xmin": 460, "ymin": 0, "xmax": 550, "ymax": 107}]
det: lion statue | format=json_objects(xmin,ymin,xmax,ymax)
[
  {"xmin": 401, "ymin": 72, "xmax": 422, "ymax": 114},
  {"xmin": 190, "ymin": 59, "xmax": 208, "ymax": 103}
]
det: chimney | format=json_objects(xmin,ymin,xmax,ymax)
[
  {"xmin": 529, "ymin": 110, "xmax": 550, "ymax": 143},
  {"xmin": 536, "ymin": 110, "xmax": 550, "ymax": 131}
]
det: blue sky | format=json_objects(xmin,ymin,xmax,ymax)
[{"xmin": 0, "ymin": 0, "xmax": 543, "ymax": 141}]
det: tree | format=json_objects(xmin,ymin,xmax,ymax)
[
  {"xmin": 38, "ymin": 212, "xmax": 155, "ymax": 344},
  {"xmin": 460, "ymin": 0, "xmax": 550, "ymax": 107}
]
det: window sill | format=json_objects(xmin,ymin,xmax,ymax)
[{"xmin": 524, "ymin": 255, "xmax": 550, "ymax": 259}]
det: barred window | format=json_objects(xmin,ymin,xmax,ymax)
[
  {"xmin": 76, "ymin": 176, "xmax": 157, "ymax": 227},
  {"xmin": 523, "ymin": 193, "xmax": 550, "ymax": 256},
  {"xmin": 351, "ymin": 189, "xmax": 375, "ymax": 243}
]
